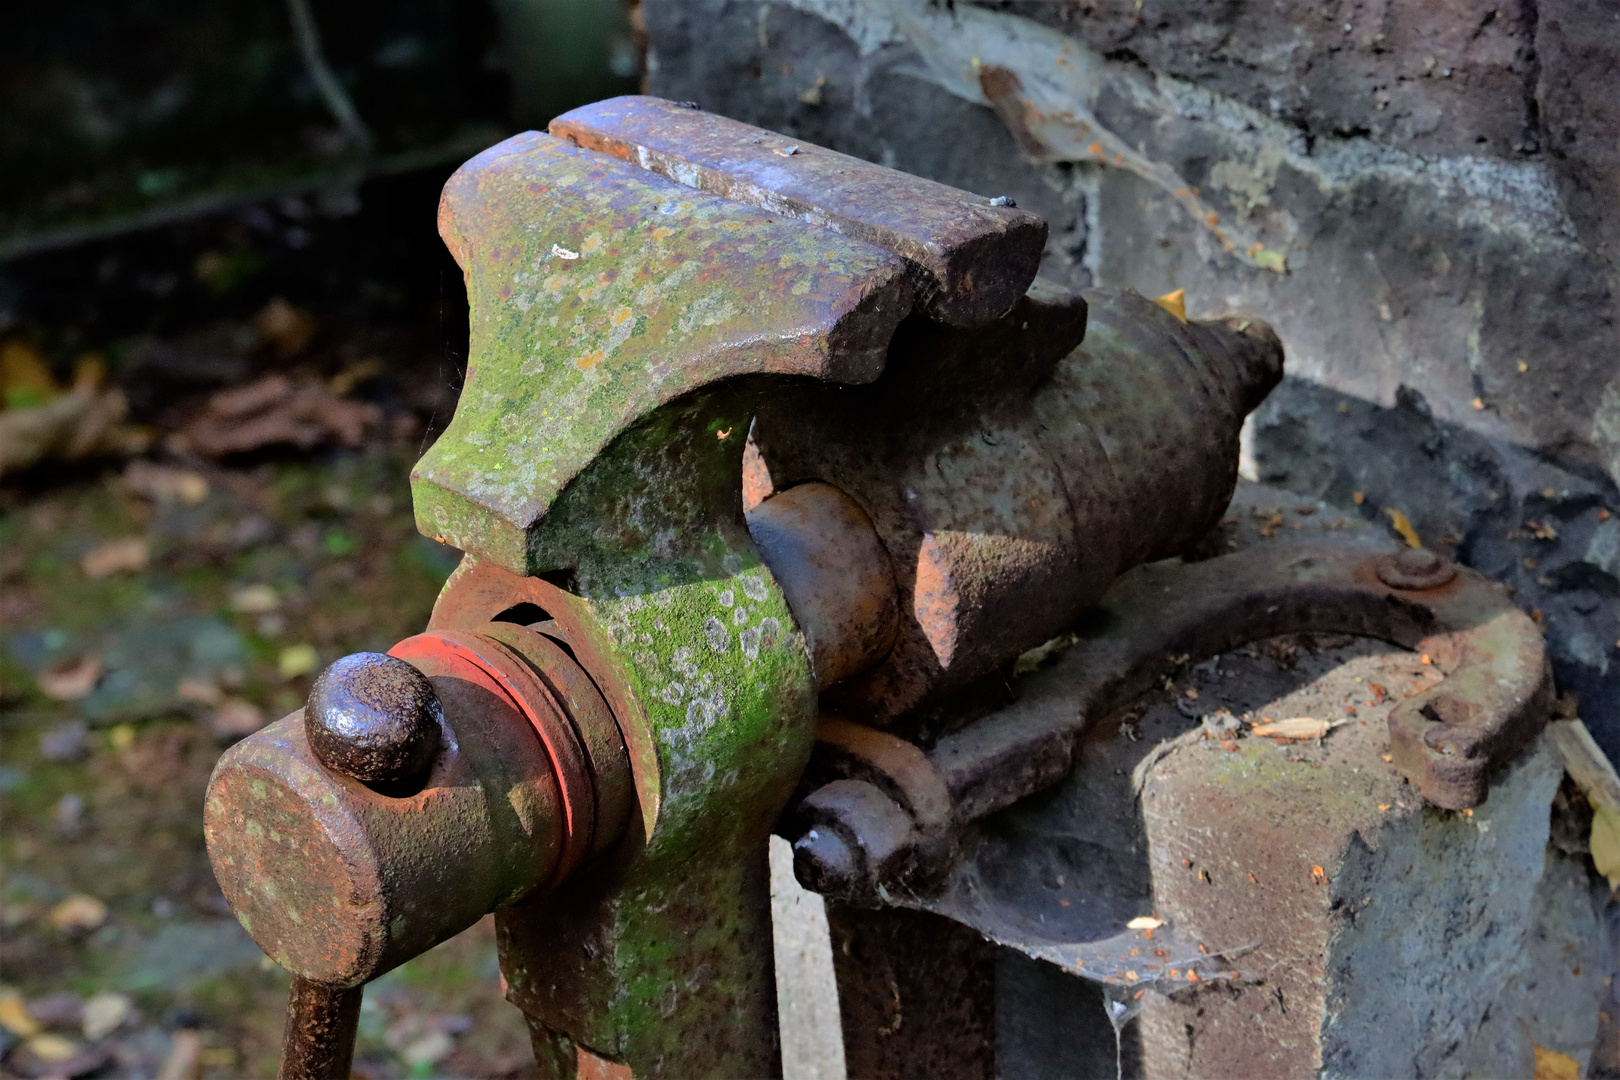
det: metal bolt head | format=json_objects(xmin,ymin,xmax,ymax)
[
  {"xmin": 1376, "ymin": 547, "xmax": 1456, "ymax": 591},
  {"xmin": 792, "ymin": 829, "xmax": 859, "ymax": 896},
  {"xmin": 305, "ymin": 653, "xmax": 443, "ymax": 786}
]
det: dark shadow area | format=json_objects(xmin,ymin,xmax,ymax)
[{"xmin": 1252, "ymin": 375, "xmax": 1620, "ymax": 763}]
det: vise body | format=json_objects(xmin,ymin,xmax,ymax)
[{"xmin": 203, "ymin": 97, "xmax": 1553, "ymax": 1079}]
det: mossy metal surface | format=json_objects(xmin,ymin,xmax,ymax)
[
  {"xmin": 413, "ymin": 130, "xmax": 912, "ymax": 574},
  {"xmin": 416, "ymin": 131, "xmax": 916, "ymax": 1073}
]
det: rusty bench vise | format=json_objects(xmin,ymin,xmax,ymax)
[{"xmin": 203, "ymin": 97, "xmax": 1552, "ymax": 1079}]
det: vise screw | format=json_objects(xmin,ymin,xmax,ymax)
[{"xmin": 200, "ymin": 96, "xmax": 1538, "ymax": 1078}]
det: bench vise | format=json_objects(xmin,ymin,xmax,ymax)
[{"xmin": 203, "ymin": 97, "xmax": 1550, "ymax": 1079}]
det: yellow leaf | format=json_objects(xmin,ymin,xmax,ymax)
[
  {"xmin": 1252, "ymin": 716, "xmax": 1331, "ymax": 739},
  {"xmin": 1591, "ymin": 803, "xmax": 1620, "ymax": 893},
  {"xmin": 1252, "ymin": 248, "xmax": 1288, "ymax": 273},
  {"xmin": 1533, "ymin": 1045, "xmax": 1580, "ymax": 1080},
  {"xmin": 0, "ymin": 988, "xmax": 42, "ymax": 1038},
  {"xmin": 49, "ymin": 893, "xmax": 108, "ymax": 933},
  {"xmin": 1154, "ymin": 289, "xmax": 1187, "ymax": 322},
  {"xmin": 1383, "ymin": 507, "xmax": 1422, "ymax": 548},
  {"xmin": 1, "ymin": 339, "xmax": 60, "ymax": 409},
  {"xmin": 24, "ymin": 1034, "xmax": 80, "ymax": 1063},
  {"xmin": 278, "ymin": 643, "xmax": 319, "ymax": 679},
  {"xmin": 1126, "ymin": 916, "xmax": 1163, "ymax": 930}
]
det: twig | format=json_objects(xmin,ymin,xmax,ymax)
[{"xmin": 286, "ymin": 0, "xmax": 375, "ymax": 157}]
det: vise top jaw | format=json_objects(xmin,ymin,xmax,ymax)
[
  {"xmin": 550, "ymin": 95, "xmax": 1048, "ymax": 328},
  {"xmin": 415, "ymin": 128, "xmax": 914, "ymax": 575}
]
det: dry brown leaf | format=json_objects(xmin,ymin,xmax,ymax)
[
  {"xmin": 253, "ymin": 297, "xmax": 316, "ymax": 357},
  {"xmin": 37, "ymin": 655, "xmax": 102, "ymax": 701},
  {"xmin": 1532, "ymin": 1045, "xmax": 1580, "ymax": 1080},
  {"xmin": 1251, "ymin": 716, "xmax": 1332, "ymax": 740},
  {"xmin": 123, "ymin": 461, "xmax": 208, "ymax": 505},
  {"xmin": 176, "ymin": 676, "xmax": 225, "ymax": 707},
  {"xmin": 209, "ymin": 698, "xmax": 267, "ymax": 738},
  {"xmin": 0, "ymin": 386, "xmax": 146, "ymax": 477},
  {"xmin": 157, "ymin": 1029, "xmax": 203, "ymax": 1080},
  {"xmin": 81, "ymin": 537, "xmax": 149, "ymax": 578},
  {"xmin": 49, "ymin": 894, "xmax": 108, "ymax": 933},
  {"xmin": 182, "ymin": 374, "xmax": 379, "ymax": 457}
]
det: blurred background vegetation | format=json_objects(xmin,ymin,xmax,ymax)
[
  {"xmin": 1, "ymin": 4, "xmax": 641, "ymax": 1077},
  {"xmin": 2, "ymin": 0, "xmax": 640, "ymax": 257}
]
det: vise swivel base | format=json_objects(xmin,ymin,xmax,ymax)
[{"xmin": 203, "ymin": 97, "xmax": 1551, "ymax": 1079}]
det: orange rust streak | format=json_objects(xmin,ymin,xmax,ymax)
[{"xmin": 394, "ymin": 635, "xmax": 581, "ymax": 840}]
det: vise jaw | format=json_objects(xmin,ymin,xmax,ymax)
[{"xmin": 204, "ymin": 96, "xmax": 1292, "ymax": 1078}]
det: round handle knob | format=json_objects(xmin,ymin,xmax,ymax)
[{"xmin": 305, "ymin": 653, "xmax": 443, "ymax": 787}]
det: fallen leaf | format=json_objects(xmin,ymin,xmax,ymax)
[
  {"xmin": 1591, "ymin": 804, "xmax": 1620, "ymax": 892},
  {"xmin": 1383, "ymin": 507, "xmax": 1422, "ymax": 548},
  {"xmin": 0, "ymin": 383, "xmax": 146, "ymax": 478},
  {"xmin": 81, "ymin": 537, "xmax": 148, "ymax": 578},
  {"xmin": 123, "ymin": 462, "xmax": 208, "ymax": 505},
  {"xmin": 158, "ymin": 1029, "xmax": 203, "ymax": 1080},
  {"xmin": 1252, "ymin": 248, "xmax": 1287, "ymax": 273},
  {"xmin": 37, "ymin": 655, "xmax": 102, "ymax": 701},
  {"xmin": 49, "ymin": 894, "xmax": 108, "ymax": 933},
  {"xmin": 328, "ymin": 357, "xmax": 383, "ymax": 397},
  {"xmin": 1, "ymin": 339, "xmax": 59, "ymax": 408},
  {"xmin": 278, "ymin": 643, "xmax": 319, "ymax": 679},
  {"xmin": 230, "ymin": 584, "xmax": 279, "ymax": 614},
  {"xmin": 1311, "ymin": 865, "xmax": 1327, "ymax": 884},
  {"xmin": 1126, "ymin": 916, "xmax": 1163, "ymax": 930},
  {"xmin": 176, "ymin": 676, "xmax": 225, "ymax": 707},
  {"xmin": 1252, "ymin": 716, "xmax": 1332, "ymax": 740},
  {"xmin": 1532, "ymin": 1045, "xmax": 1581, "ymax": 1080},
  {"xmin": 253, "ymin": 297, "xmax": 316, "ymax": 358},
  {"xmin": 1154, "ymin": 289, "xmax": 1186, "ymax": 321},
  {"xmin": 210, "ymin": 698, "xmax": 266, "ymax": 738},
  {"xmin": 0, "ymin": 989, "xmax": 42, "ymax": 1037},
  {"xmin": 181, "ymin": 375, "xmax": 378, "ymax": 457},
  {"xmin": 1526, "ymin": 519, "xmax": 1558, "ymax": 541},
  {"xmin": 23, "ymin": 1033, "xmax": 80, "ymax": 1062},
  {"xmin": 81, "ymin": 992, "xmax": 132, "ymax": 1040}
]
